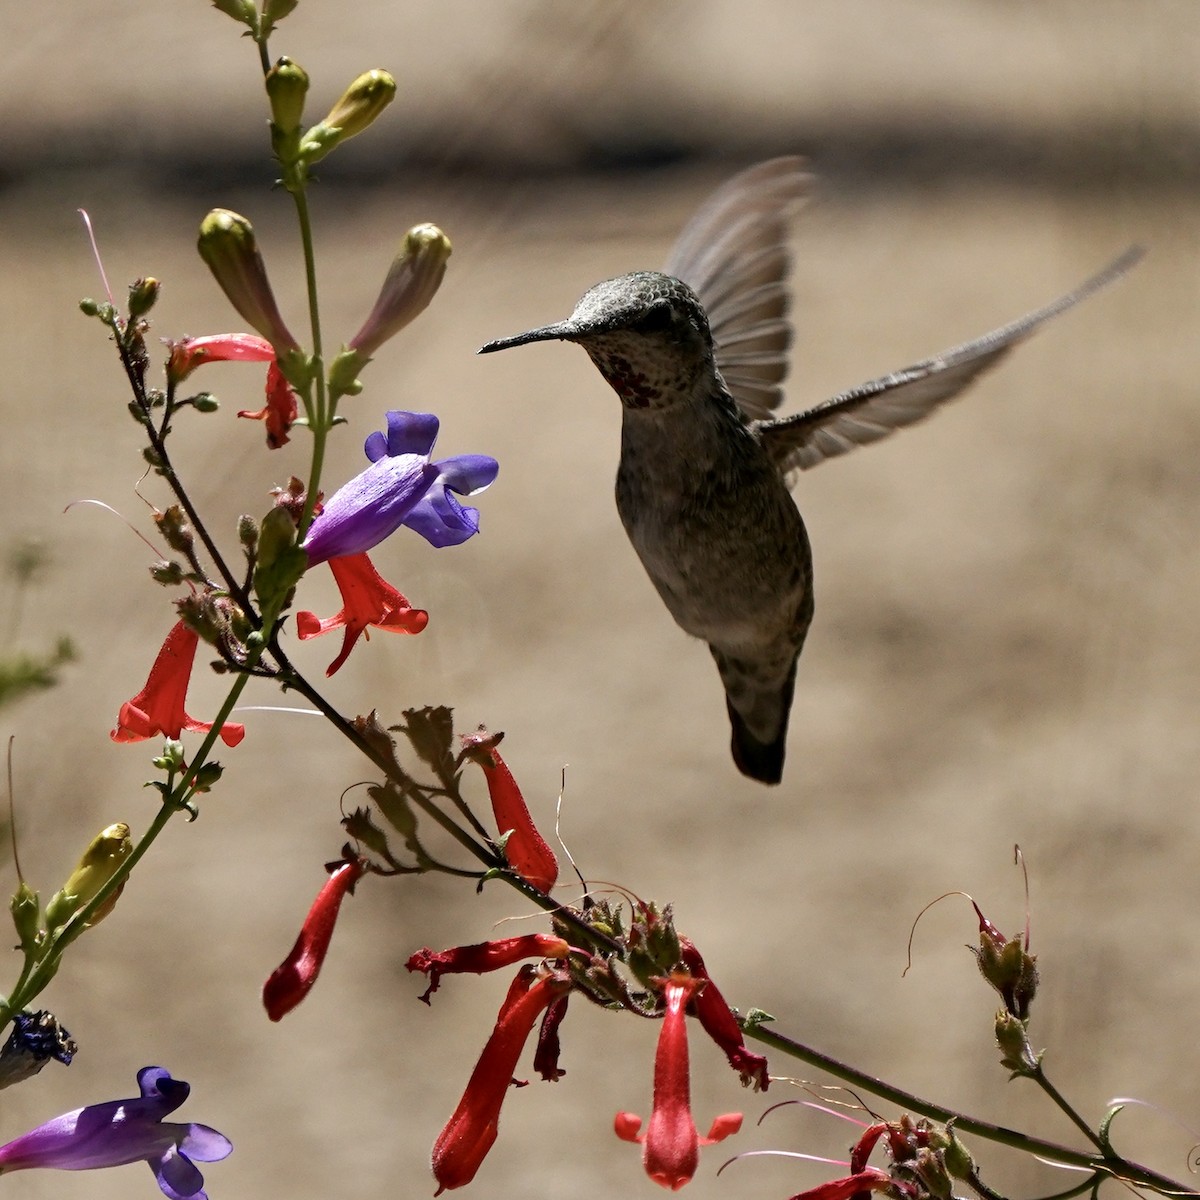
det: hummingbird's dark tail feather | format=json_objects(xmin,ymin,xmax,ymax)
[
  {"xmin": 713, "ymin": 650, "xmax": 800, "ymax": 785},
  {"xmin": 727, "ymin": 701, "xmax": 788, "ymax": 785}
]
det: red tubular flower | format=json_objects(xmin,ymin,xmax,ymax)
[
  {"xmin": 532, "ymin": 994, "xmax": 569, "ymax": 1082},
  {"xmin": 460, "ymin": 730, "xmax": 558, "ymax": 893},
  {"xmin": 166, "ymin": 332, "xmax": 275, "ymax": 383},
  {"xmin": 110, "ymin": 621, "xmax": 245, "ymax": 746},
  {"xmin": 295, "ymin": 552, "xmax": 428, "ymax": 676},
  {"xmin": 785, "ymin": 1167, "xmax": 895, "ymax": 1200},
  {"xmin": 615, "ymin": 975, "xmax": 742, "ymax": 1190},
  {"xmin": 431, "ymin": 967, "xmax": 567, "ymax": 1193},
  {"xmin": 237, "ymin": 360, "xmax": 299, "ymax": 448},
  {"xmin": 406, "ymin": 933, "xmax": 569, "ymax": 1004},
  {"xmin": 679, "ymin": 938, "xmax": 769, "ymax": 1091},
  {"xmin": 262, "ymin": 857, "xmax": 366, "ymax": 1021}
]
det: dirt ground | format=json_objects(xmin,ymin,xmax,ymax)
[{"xmin": 1, "ymin": 4, "xmax": 1199, "ymax": 1200}]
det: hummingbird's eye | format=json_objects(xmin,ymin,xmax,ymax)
[{"xmin": 633, "ymin": 302, "xmax": 673, "ymax": 334}]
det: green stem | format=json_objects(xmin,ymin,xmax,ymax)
[
  {"xmin": 742, "ymin": 1023, "xmax": 1191, "ymax": 1196},
  {"xmin": 0, "ymin": 666, "xmax": 255, "ymax": 1029},
  {"xmin": 1032, "ymin": 1065, "xmax": 1106, "ymax": 1152},
  {"xmin": 1, "ymin": 798, "xmax": 177, "ymax": 1025},
  {"xmin": 288, "ymin": 186, "xmax": 329, "ymax": 538}
]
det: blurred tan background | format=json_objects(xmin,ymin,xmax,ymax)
[{"xmin": 2, "ymin": 2, "xmax": 1199, "ymax": 1198}]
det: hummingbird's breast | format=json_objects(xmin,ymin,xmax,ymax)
[{"xmin": 615, "ymin": 395, "xmax": 812, "ymax": 652}]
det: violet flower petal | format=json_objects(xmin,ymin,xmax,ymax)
[
  {"xmin": 384, "ymin": 410, "xmax": 441, "ymax": 458},
  {"xmin": 139, "ymin": 1066, "xmax": 189, "ymax": 1114},
  {"xmin": 302, "ymin": 454, "xmax": 436, "ymax": 565},
  {"xmin": 435, "ymin": 453, "xmax": 500, "ymax": 495},
  {"xmin": 154, "ymin": 1144, "xmax": 204, "ymax": 1200},
  {"xmin": 175, "ymin": 1126, "xmax": 235, "ymax": 1163},
  {"xmin": 401, "ymin": 486, "xmax": 481, "ymax": 548}
]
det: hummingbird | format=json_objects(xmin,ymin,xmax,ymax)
[{"xmin": 480, "ymin": 158, "xmax": 1141, "ymax": 785}]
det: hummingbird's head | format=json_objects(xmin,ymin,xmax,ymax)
[{"xmin": 479, "ymin": 271, "xmax": 715, "ymax": 410}]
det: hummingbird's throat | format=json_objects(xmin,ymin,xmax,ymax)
[{"xmin": 585, "ymin": 346, "xmax": 663, "ymax": 409}]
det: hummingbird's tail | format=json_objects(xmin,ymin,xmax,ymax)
[{"xmin": 711, "ymin": 647, "xmax": 800, "ymax": 786}]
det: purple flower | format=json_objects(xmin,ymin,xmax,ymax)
[
  {"xmin": 0, "ymin": 1066, "xmax": 231, "ymax": 1199},
  {"xmin": 302, "ymin": 411, "xmax": 499, "ymax": 565}
]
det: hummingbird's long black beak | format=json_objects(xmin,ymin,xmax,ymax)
[{"xmin": 478, "ymin": 322, "xmax": 573, "ymax": 354}]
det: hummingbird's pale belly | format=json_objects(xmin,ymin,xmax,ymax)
[{"xmin": 615, "ymin": 459, "xmax": 812, "ymax": 652}]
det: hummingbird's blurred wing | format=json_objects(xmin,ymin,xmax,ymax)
[
  {"xmin": 664, "ymin": 157, "xmax": 812, "ymax": 422},
  {"xmin": 756, "ymin": 245, "xmax": 1143, "ymax": 478}
]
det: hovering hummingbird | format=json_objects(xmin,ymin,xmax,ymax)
[{"xmin": 480, "ymin": 158, "xmax": 1141, "ymax": 785}]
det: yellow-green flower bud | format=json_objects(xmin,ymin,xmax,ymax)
[
  {"xmin": 238, "ymin": 513, "xmax": 259, "ymax": 551},
  {"xmin": 299, "ymin": 70, "xmax": 396, "ymax": 165},
  {"xmin": 153, "ymin": 741, "xmax": 187, "ymax": 773},
  {"xmin": 253, "ymin": 504, "xmax": 308, "ymax": 612},
  {"xmin": 266, "ymin": 57, "xmax": 309, "ymax": 165},
  {"xmin": 329, "ymin": 224, "xmax": 451, "ymax": 398},
  {"xmin": 127, "ymin": 277, "xmax": 160, "ymax": 318},
  {"xmin": 10, "ymin": 881, "xmax": 41, "ymax": 952},
  {"xmin": 941, "ymin": 1126, "xmax": 975, "ymax": 1181},
  {"xmin": 197, "ymin": 209, "xmax": 301, "ymax": 359},
  {"xmin": 210, "ymin": 0, "xmax": 257, "ymax": 26},
  {"xmin": 994, "ymin": 1009, "xmax": 1040, "ymax": 1076},
  {"xmin": 354, "ymin": 223, "xmax": 451, "ymax": 359},
  {"xmin": 44, "ymin": 823, "xmax": 133, "ymax": 932},
  {"xmin": 260, "ymin": 0, "xmax": 298, "ymax": 37}
]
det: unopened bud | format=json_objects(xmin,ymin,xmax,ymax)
[
  {"xmin": 260, "ymin": 0, "xmax": 298, "ymax": 36},
  {"xmin": 994, "ymin": 1010, "xmax": 1040, "ymax": 1076},
  {"xmin": 299, "ymin": 70, "xmax": 396, "ymax": 165},
  {"xmin": 155, "ymin": 505, "xmax": 194, "ymax": 556},
  {"xmin": 266, "ymin": 57, "xmax": 309, "ymax": 164},
  {"xmin": 941, "ymin": 1126, "xmax": 975, "ymax": 1181},
  {"xmin": 10, "ymin": 882, "xmax": 41, "ymax": 952},
  {"xmin": 328, "ymin": 224, "xmax": 452, "ymax": 397},
  {"xmin": 253, "ymin": 504, "xmax": 308, "ymax": 611},
  {"xmin": 128, "ymin": 277, "xmax": 160, "ymax": 318},
  {"xmin": 237, "ymin": 513, "xmax": 259, "ymax": 551},
  {"xmin": 209, "ymin": 0, "xmax": 257, "ymax": 25},
  {"xmin": 197, "ymin": 210, "xmax": 302, "ymax": 360},
  {"xmin": 625, "ymin": 902, "xmax": 682, "ymax": 987},
  {"xmin": 150, "ymin": 560, "xmax": 186, "ymax": 586},
  {"xmin": 190, "ymin": 762, "xmax": 224, "ymax": 792},
  {"xmin": 152, "ymin": 740, "xmax": 187, "ymax": 773},
  {"xmin": 44, "ymin": 823, "xmax": 133, "ymax": 932}
]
